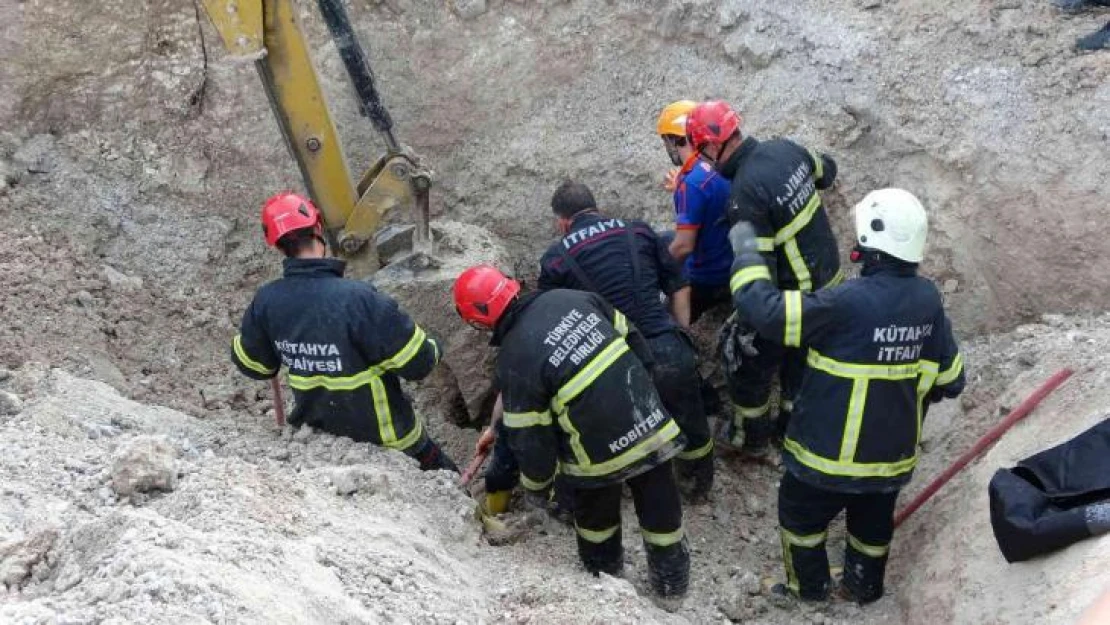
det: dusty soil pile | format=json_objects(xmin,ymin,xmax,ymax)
[
  {"xmin": 1, "ymin": 0, "xmax": 1109, "ymax": 623},
  {"xmin": 2, "ymin": 315, "xmax": 1108, "ymax": 625}
]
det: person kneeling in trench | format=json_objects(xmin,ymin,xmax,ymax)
[
  {"xmin": 453, "ymin": 264, "xmax": 690, "ymax": 601},
  {"xmin": 229, "ymin": 192, "xmax": 458, "ymax": 472}
]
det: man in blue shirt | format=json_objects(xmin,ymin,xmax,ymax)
[{"xmin": 657, "ymin": 100, "xmax": 734, "ymax": 324}]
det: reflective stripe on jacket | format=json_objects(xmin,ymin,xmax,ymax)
[
  {"xmin": 230, "ymin": 258, "xmax": 439, "ymax": 451},
  {"xmin": 492, "ymin": 289, "xmax": 684, "ymax": 490},
  {"xmin": 730, "ymin": 253, "xmax": 965, "ymax": 493},
  {"xmin": 718, "ymin": 136, "xmax": 842, "ymax": 292}
]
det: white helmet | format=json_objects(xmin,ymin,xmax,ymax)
[{"xmin": 852, "ymin": 188, "xmax": 928, "ymax": 263}]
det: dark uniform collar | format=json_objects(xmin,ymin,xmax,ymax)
[
  {"xmin": 282, "ymin": 257, "xmax": 347, "ymax": 278},
  {"xmin": 716, "ymin": 136, "xmax": 761, "ymax": 180},
  {"xmin": 568, "ymin": 210, "xmax": 606, "ymax": 228},
  {"xmin": 860, "ymin": 255, "xmax": 918, "ymax": 278},
  {"xmin": 490, "ymin": 291, "xmax": 542, "ymax": 347}
]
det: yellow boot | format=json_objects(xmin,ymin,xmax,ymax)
[{"xmin": 485, "ymin": 490, "xmax": 511, "ymax": 515}]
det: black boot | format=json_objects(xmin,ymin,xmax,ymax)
[
  {"xmin": 578, "ymin": 536, "xmax": 624, "ymax": 577},
  {"xmin": 1077, "ymin": 22, "xmax": 1110, "ymax": 51},
  {"xmin": 645, "ymin": 537, "xmax": 690, "ymax": 598}
]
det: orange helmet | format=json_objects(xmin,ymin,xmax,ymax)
[
  {"xmin": 686, "ymin": 100, "xmax": 742, "ymax": 152},
  {"xmin": 261, "ymin": 192, "xmax": 322, "ymax": 247},
  {"xmin": 656, "ymin": 100, "xmax": 698, "ymax": 138},
  {"xmin": 453, "ymin": 265, "xmax": 521, "ymax": 329}
]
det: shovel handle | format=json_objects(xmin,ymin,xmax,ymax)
[
  {"xmin": 459, "ymin": 448, "xmax": 491, "ymax": 486},
  {"xmin": 270, "ymin": 377, "xmax": 286, "ymax": 427}
]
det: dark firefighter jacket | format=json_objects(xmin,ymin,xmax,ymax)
[
  {"xmin": 989, "ymin": 417, "xmax": 1110, "ymax": 562},
  {"xmin": 718, "ymin": 136, "xmax": 842, "ymax": 292},
  {"xmin": 491, "ymin": 289, "xmax": 685, "ymax": 490},
  {"xmin": 538, "ymin": 212, "xmax": 687, "ymax": 338},
  {"xmin": 230, "ymin": 258, "xmax": 440, "ymax": 451},
  {"xmin": 730, "ymin": 253, "xmax": 966, "ymax": 493}
]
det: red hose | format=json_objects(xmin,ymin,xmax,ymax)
[
  {"xmin": 271, "ymin": 377, "xmax": 287, "ymax": 427},
  {"xmin": 894, "ymin": 367, "xmax": 1074, "ymax": 528}
]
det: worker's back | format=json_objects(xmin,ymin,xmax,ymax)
[
  {"xmin": 494, "ymin": 288, "xmax": 684, "ymax": 489},
  {"xmin": 720, "ymin": 136, "xmax": 842, "ymax": 292},
  {"xmin": 742, "ymin": 261, "xmax": 965, "ymax": 494},
  {"xmin": 231, "ymin": 257, "xmax": 439, "ymax": 449},
  {"xmin": 537, "ymin": 212, "xmax": 685, "ymax": 338}
]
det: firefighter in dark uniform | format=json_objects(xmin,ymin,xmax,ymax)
[
  {"xmin": 727, "ymin": 188, "xmax": 966, "ymax": 603},
  {"xmin": 537, "ymin": 180, "xmax": 715, "ymax": 501},
  {"xmin": 687, "ymin": 100, "xmax": 844, "ymax": 452},
  {"xmin": 453, "ymin": 265, "xmax": 690, "ymax": 600},
  {"xmin": 230, "ymin": 192, "xmax": 458, "ymax": 472}
]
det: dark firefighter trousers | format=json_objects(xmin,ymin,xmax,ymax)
[
  {"xmin": 778, "ymin": 471, "xmax": 897, "ymax": 603},
  {"xmin": 648, "ymin": 330, "xmax": 714, "ymax": 490},
  {"xmin": 726, "ymin": 334, "xmax": 805, "ymax": 446},
  {"xmin": 574, "ymin": 460, "xmax": 690, "ymax": 597},
  {"xmin": 484, "ymin": 420, "xmax": 574, "ymax": 514}
]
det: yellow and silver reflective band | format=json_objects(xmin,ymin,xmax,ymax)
[
  {"xmin": 823, "ymin": 268, "xmax": 845, "ymax": 289},
  {"xmin": 757, "ymin": 237, "xmax": 775, "ymax": 253},
  {"xmin": 915, "ymin": 361, "xmax": 940, "ymax": 445},
  {"xmin": 774, "ymin": 194, "xmax": 821, "ymax": 246},
  {"xmin": 677, "ymin": 437, "xmax": 713, "ymax": 460},
  {"xmin": 936, "ymin": 353, "xmax": 963, "ymax": 386},
  {"xmin": 551, "ymin": 339, "xmax": 630, "ymax": 414},
  {"xmin": 576, "ymin": 524, "xmax": 620, "ymax": 544},
  {"xmin": 808, "ymin": 148, "xmax": 824, "ymax": 181},
  {"xmin": 612, "ymin": 310, "xmax": 629, "ymax": 337},
  {"xmin": 369, "ymin": 376, "xmax": 399, "ymax": 445},
  {"xmin": 380, "ymin": 326, "xmax": 428, "ymax": 370},
  {"xmin": 287, "ymin": 326, "xmax": 432, "ymax": 391},
  {"xmin": 806, "ymin": 349, "xmax": 923, "ymax": 380},
  {"xmin": 642, "ymin": 526, "xmax": 685, "ymax": 547},
  {"xmin": 233, "ymin": 335, "xmax": 275, "ymax": 375},
  {"xmin": 557, "ymin": 409, "xmax": 592, "ymax": 468},
  {"xmin": 733, "ymin": 400, "xmax": 770, "ymax": 422},
  {"xmin": 782, "ymin": 239, "xmax": 813, "ymax": 292},
  {"xmin": 781, "ymin": 527, "xmax": 827, "ymax": 548},
  {"xmin": 847, "ymin": 534, "xmax": 890, "ymax": 559},
  {"xmin": 561, "ymin": 420, "xmax": 682, "ymax": 478},
  {"xmin": 521, "ymin": 472, "xmax": 555, "ymax": 492},
  {"xmin": 837, "ymin": 379, "xmax": 870, "ymax": 463},
  {"xmin": 430, "ymin": 337, "xmax": 440, "ymax": 365},
  {"xmin": 784, "ymin": 437, "xmax": 917, "ymax": 478},
  {"xmin": 730, "ymin": 264, "xmax": 772, "ymax": 294},
  {"xmin": 783, "ymin": 291, "xmax": 803, "ymax": 347},
  {"xmin": 781, "ymin": 399, "xmax": 795, "ymax": 413},
  {"xmin": 503, "ymin": 410, "xmax": 553, "ymax": 428}
]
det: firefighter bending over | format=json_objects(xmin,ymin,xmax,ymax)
[{"xmin": 230, "ymin": 192, "xmax": 458, "ymax": 472}]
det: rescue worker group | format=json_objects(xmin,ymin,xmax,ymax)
[{"xmin": 230, "ymin": 100, "xmax": 966, "ymax": 607}]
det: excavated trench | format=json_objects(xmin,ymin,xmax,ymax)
[{"xmin": 1, "ymin": 0, "xmax": 1109, "ymax": 623}]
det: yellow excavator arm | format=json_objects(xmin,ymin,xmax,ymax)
[{"xmin": 200, "ymin": 0, "xmax": 432, "ymax": 273}]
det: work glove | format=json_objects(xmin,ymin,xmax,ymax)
[
  {"xmin": 728, "ymin": 221, "xmax": 760, "ymax": 257},
  {"xmin": 716, "ymin": 312, "xmax": 759, "ymax": 377}
]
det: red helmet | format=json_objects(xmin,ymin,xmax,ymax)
[
  {"xmin": 686, "ymin": 100, "xmax": 742, "ymax": 152},
  {"xmin": 261, "ymin": 192, "xmax": 322, "ymax": 247},
  {"xmin": 453, "ymin": 265, "xmax": 521, "ymax": 329}
]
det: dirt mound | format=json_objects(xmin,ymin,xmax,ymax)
[{"xmin": 3, "ymin": 315, "xmax": 1108, "ymax": 624}]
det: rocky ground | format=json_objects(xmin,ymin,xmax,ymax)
[{"xmin": 1, "ymin": 0, "xmax": 1109, "ymax": 623}]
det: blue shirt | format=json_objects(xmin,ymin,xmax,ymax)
[{"xmin": 674, "ymin": 156, "xmax": 733, "ymax": 287}]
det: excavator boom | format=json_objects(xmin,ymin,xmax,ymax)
[{"xmin": 200, "ymin": 0, "xmax": 432, "ymax": 273}]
